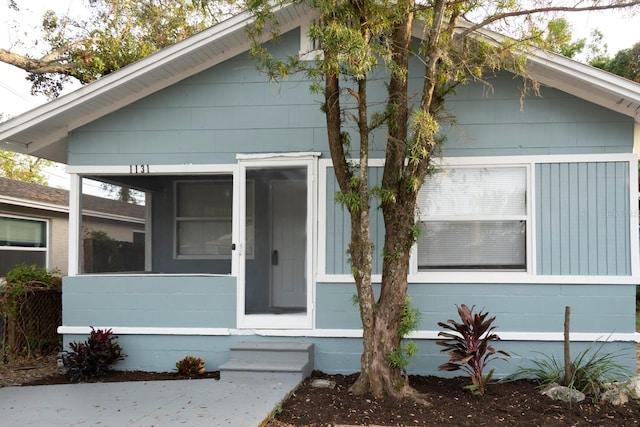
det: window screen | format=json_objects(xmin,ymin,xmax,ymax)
[{"xmin": 417, "ymin": 167, "xmax": 527, "ymax": 271}]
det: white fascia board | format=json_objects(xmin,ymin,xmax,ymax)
[
  {"xmin": 0, "ymin": 195, "xmax": 142, "ymax": 223},
  {"xmin": 66, "ymin": 163, "xmax": 237, "ymax": 175},
  {"xmin": 82, "ymin": 210, "xmax": 145, "ymax": 224}
]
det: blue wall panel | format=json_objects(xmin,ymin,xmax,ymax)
[
  {"xmin": 67, "ymin": 32, "xmax": 635, "ymax": 167},
  {"xmin": 317, "ymin": 282, "xmax": 636, "ymax": 333},
  {"xmin": 63, "ymin": 275, "xmax": 237, "ymax": 328},
  {"xmin": 62, "ymin": 334, "xmax": 635, "ymax": 376},
  {"xmin": 325, "ymin": 167, "xmax": 385, "ymax": 275},
  {"xmin": 536, "ymin": 162, "xmax": 630, "ymax": 275}
]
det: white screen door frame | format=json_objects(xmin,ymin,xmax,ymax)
[{"xmin": 236, "ymin": 153, "xmax": 318, "ymax": 329}]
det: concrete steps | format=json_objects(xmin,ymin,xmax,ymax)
[{"xmin": 219, "ymin": 342, "xmax": 314, "ymax": 381}]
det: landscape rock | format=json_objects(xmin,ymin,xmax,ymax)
[
  {"xmin": 311, "ymin": 379, "xmax": 336, "ymax": 389},
  {"xmin": 600, "ymin": 376, "xmax": 640, "ymax": 405},
  {"xmin": 541, "ymin": 383, "xmax": 585, "ymax": 404},
  {"xmin": 627, "ymin": 376, "xmax": 640, "ymax": 398},
  {"xmin": 601, "ymin": 387, "xmax": 630, "ymax": 406}
]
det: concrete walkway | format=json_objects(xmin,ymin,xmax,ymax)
[{"xmin": 0, "ymin": 374, "xmax": 300, "ymax": 426}]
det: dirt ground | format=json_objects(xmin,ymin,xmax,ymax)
[{"xmin": 0, "ymin": 347, "xmax": 638, "ymax": 426}]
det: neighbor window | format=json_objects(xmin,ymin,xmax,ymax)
[
  {"xmin": 416, "ymin": 166, "xmax": 527, "ymax": 271},
  {"xmin": 0, "ymin": 215, "xmax": 48, "ymax": 275}
]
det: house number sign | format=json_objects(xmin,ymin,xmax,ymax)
[{"xmin": 129, "ymin": 164, "xmax": 150, "ymax": 174}]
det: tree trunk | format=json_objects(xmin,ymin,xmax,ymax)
[{"xmin": 349, "ymin": 2, "xmax": 423, "ymax": 399}]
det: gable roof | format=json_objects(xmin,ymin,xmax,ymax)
[
  {"xmin": 0, "ymin": 176, "xmax": 145, "ymax": 222},
  {"xmin": 0, "ymin": 3, "xmax": 639, "ymax": 164}
]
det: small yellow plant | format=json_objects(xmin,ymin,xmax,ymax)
[{"xmin": 176, "ymin": 355, "xmax": 205, "ymax": 376}]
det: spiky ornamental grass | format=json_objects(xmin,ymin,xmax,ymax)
[{"xmin": 509, "ymin": 340, "xmax": 632, "ymax": 397}]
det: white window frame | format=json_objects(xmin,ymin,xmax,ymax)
[
  {"xmin": 173, "ymin": 178, "xmax": 255, "ymax": 260},
  {"xmin": 414, "ymin": 164, "xmax": 530, "ymax": 272},
  {"xmin": 410, "ymin": 159, "xmax": 533, "ymax": 281},
  {"xmin": 66, "ymin": 164, "xmax": 240, "ymax": 276},
  {"xmin": 174, "ymin": 178, "xmax": 234, "ymax": 260},
  {"xmin": 236, "ymin": 152, "xmax": 319, "ymax": 330},
  {"xmin": 0, "ymin": 213, "xmax": 50, "ymax": 268}
]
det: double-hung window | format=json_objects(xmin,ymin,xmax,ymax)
[
  {"xmin": 175, "ymin": 177, "xmax": 254, "ymax": 259},
  {"xmin": 416, "ymin": 166, "xmax": 528, "ymax": 271},
  {"xmin": 175, "ymin": 178, "xmax": 233, "ymax": 259}
]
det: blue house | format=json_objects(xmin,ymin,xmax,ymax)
[{"xmin": 0, "ymin": 3, "xmax": 638, "ymax": 375}]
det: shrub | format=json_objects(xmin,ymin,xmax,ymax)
[
  {"xmin": 176, "ymin": 355, "xmax": 205, "ymax": 376},
  {"xmin": 437, "ymin": 304, "xmax": 510, "ymax": 396},
  {"xmin": 1, "ymin": 264, "xmax": 61, "ymax": 358},
  {"xmin": 510, "ymin": 341, "xmax": 631, "ymax": 397},
  {"xmin": 64, "ymin": 327, "xmax": 125, "ymax": 382}
]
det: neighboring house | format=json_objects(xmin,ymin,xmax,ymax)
[
  {"xmin": 0, "ymin": 176, "xmax": 146, "ymax": 276},
  {"xmin": 0, "ymin": 4, "xmax": 638, "ymax": 375}
]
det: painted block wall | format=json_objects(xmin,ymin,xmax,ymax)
[
  {"xmin": 61, "ymin": 276, "xmax": 636, "ymax": 374},
  {"xmin": 62, "ymin": 275, "xmax": 236, "ymax": 328},
  {"xmin": 61, "ymin": 333, "xmax": 636, "ymax": 377},
  {"xmin": 315, "ymin": 282, "xmax": 636, "ymax": 334}
]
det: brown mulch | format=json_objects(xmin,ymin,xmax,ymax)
[
  {"xmin": 0, "ymin": 347, "xmax": 638, "ymax": 427},
  {"xmin": 271, "ymin": 371, "xmax": 639, "ymax": 427}
]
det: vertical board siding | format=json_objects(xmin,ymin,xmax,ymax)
[
  {"xmin": 325, "ymin": 167, "xmax": 385, "ymax": 275},
  {"xmin": 536, "ymin": 162, "xmax": 630, "ymax": 275}
]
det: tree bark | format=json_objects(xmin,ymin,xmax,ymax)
[
  {"xmin": 350, "ymin": 3, "xmax": 421, "ymax": 399},
  {"xmin": 564, "ymin": 306, "xmax": 573, "ymax": 385}
]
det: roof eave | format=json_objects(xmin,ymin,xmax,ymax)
[{"xmin": 0, "ymin": 2, "xmax": 313, "ymax": 163}]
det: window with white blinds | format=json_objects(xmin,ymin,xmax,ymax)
[{"xmin": 416, "ymin": 166, "xmax": 527, "ymax": 270}]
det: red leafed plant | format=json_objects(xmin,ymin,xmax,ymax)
[
  {"xmin": 64, "ymin": 327, "xmax": 125, "ymax": 382},
  {"xmin": 436, "ymin": 304, "xmax": 510, "ymax": 395}
]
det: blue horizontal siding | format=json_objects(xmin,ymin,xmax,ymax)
[
  {"xmin": 417, "ymin": 72, "xmax": 635, "ymax": 157},
  {"xmin": 63, "ymin": 275, "xmax": 237, "ymax": 328},
  {"xmin": 536, "ymin": 162, "xmax": 630, "ymax": 275},
  {"xmin": 60, "ymin": 278, "xmax": 636, "ymax": 374},
  {"xmin": 317, "ymin": 282, "xmax": 636, "ymax": 333}
]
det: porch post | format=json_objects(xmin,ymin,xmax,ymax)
[{"xmin": 68, "ymin": 174, "xmax": 82, "ymax": 276}]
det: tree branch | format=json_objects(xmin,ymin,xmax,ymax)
[
  {"xmin": 0, "ymin": 49, "xmax": 76, "ymax": 77},
  {"xmin": 457, "ymin": 1, "xmax": 640, "ymax": 39}
]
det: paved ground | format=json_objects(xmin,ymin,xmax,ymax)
[{"xmin": 0, "ymin": 374, "xmax": 300, "ymax": 426}]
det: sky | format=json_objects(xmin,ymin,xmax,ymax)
[{"xmin": 0, "ymin": 1, "xmax": 639, "ymax": 189}]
